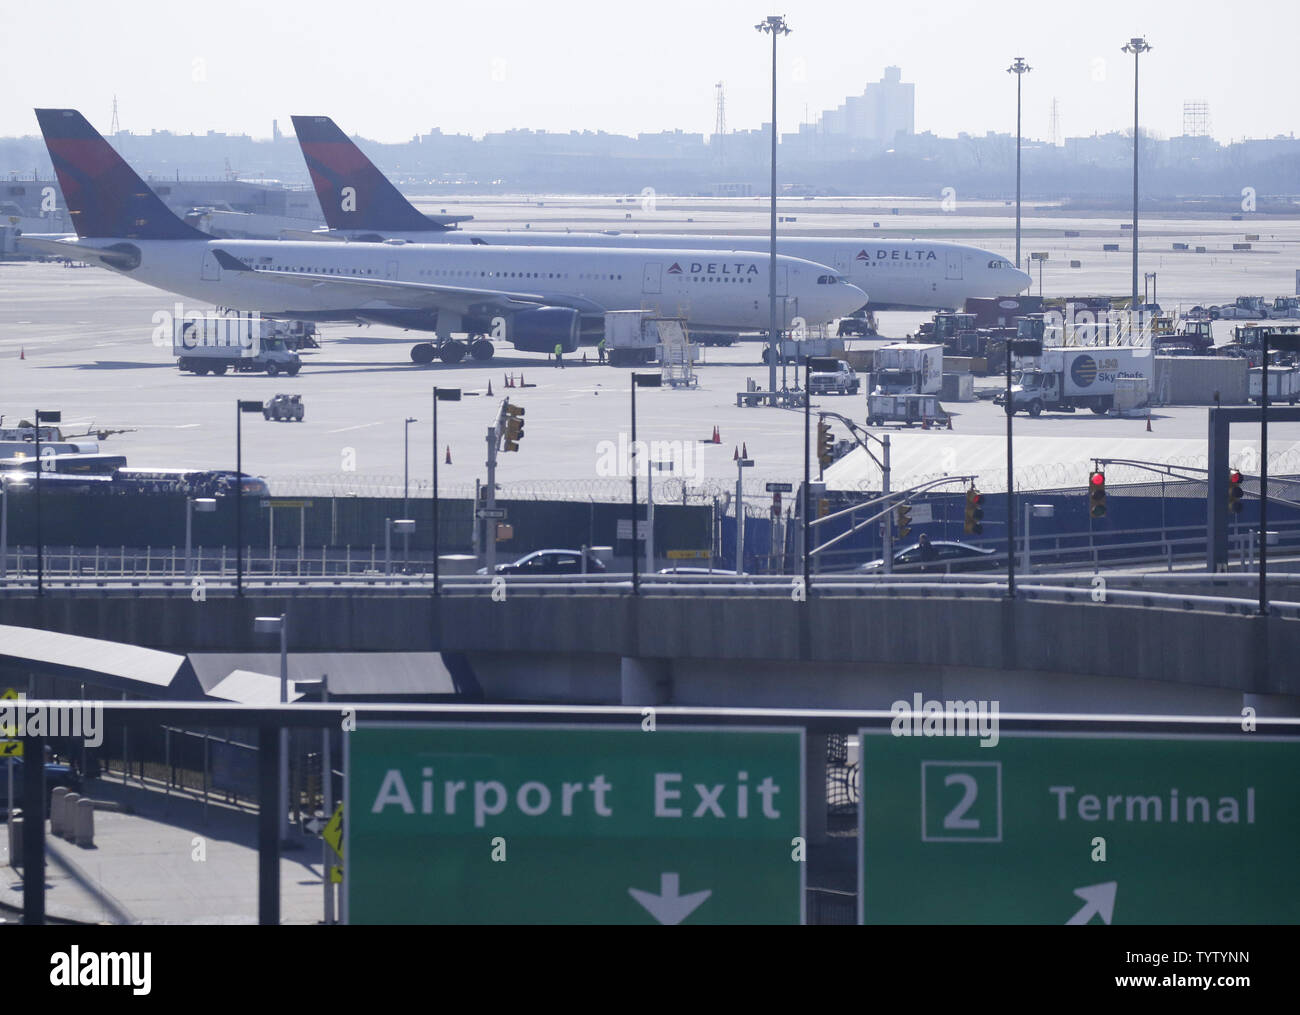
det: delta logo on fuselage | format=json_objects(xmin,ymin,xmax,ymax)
[
  {"xmin": 667, "ymin": 261, "xmax": 759, "ymax": 276},
  {"xmin": 855, "ymin": 249, "xmax": 939, "ymax": 262}
]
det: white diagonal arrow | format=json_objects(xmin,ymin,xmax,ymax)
[
  {"xmin": 1066, "ymin": 881, "xmax": 1117, "ymax": 925},
  {"xmin": 628, "ymin": 873, "xmax": 712, "ymax": 925}
]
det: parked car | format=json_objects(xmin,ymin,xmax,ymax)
[
  {"xmin": 0, "ymin": 758, "xmax": 83, "ymax": 816},
  {"xmin": 859, "ymin": 540, "xmax": 998, "ymax": 574},
  {"xmin": 478, "ymin": 549, "xmax": 608, "ymax": 575}
]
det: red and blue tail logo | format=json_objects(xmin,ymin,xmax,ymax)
[
  {"xmin": 291, "ymin": 115, "xmax": 446, "ymax": 233},
  {"xmin": 35, "ymin": 109, "xmax": 205, "ymax": 240}
]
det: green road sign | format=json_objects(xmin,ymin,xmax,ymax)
[
  {"xmin": 858, "ymin": 731, "xmax": 1300, "ymax": 924},
  {"xmin": 346, "ymin": 724, "xmax": 804, "ymax": 924}
]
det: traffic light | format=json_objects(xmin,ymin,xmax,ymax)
[
  {"xmin": 817, "ymin": 420, "xmax": 833, "ymax": 470},
  {"xmin": 501, "ymin": 403, "xmax": 525, "ymax": 451},
  {"xmin": 1088, "ymin": 470, "xmax": 1107, "ymax": 519},
  {"xmin": 964, "ymin": 486, "xmax": 984, "ymax": 535},
  {"xmin": 1228, "ymin": 469, "xmax": 1244, "ymax": 513},
  {"xmin": 895, "ymin": 503, "xmax": 912, "ymax": 539}
]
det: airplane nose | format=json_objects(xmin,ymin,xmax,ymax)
[
  {"xmin": 1013, "ymin": 269, "xmax": 1032, "ymax": 293},
  {"xmin": 840, "ymin": 282, "xmax": 868, "ymax": 312}
]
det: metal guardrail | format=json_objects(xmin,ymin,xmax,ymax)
[{"xmin": 4, "ymin": 571, "xmax": 1300, "ymax": 618}]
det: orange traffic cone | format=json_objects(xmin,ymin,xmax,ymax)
[
  {"xmin": 713, "ymin": 426, "xmax": 720, "ymax": 444},
  {"xmin": 19, "ymin": 347, "xmax": 24, "ymax": 360},
  {"xmin": 445, "ymin": 446, "xmax": 452, "ymax": 464},
  {"xmin": 520, "ymin": 373, "xmax": 526, "ymax": 387},
  {"xmin": 1146, "ymin": 412, "xmax": 1152, "ymax": 432},
  {"xmin": 487, "ymin": 379, "xmax": 493, "ymax": 396},
  {"xmin": 733, "ymin": 445, "xmax": 739, "ymax": 461},
  {"xmin": 742, "ymin": 442, "xmax": 748, "ymax": 458},
  {"xmin": 922, "ymin": 418, "xmax": 930, "ymax": 430}
]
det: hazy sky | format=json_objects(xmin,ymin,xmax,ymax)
[{"xmin": 5, "ymin": 0, "xmax": 1297, "ymax": 144}]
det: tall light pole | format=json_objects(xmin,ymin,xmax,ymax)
[
  {"xmin": 403, "ymin": 416, "xmax": 417, "ymax": 571},
  {"xmin": 630, "ymin": 372, "xmax": 662, "ymax": 593},
  {"xmin": 254, "ymin": 613, "xmax": 291, "ymax": 845},
  {"xmin": 235, "ymin": 399, "xmax": 263, "ymax": 595},
  {"xmin": 33, "ymin": 409, "xmax": 61, "ymax": 594},
  {"xmin": 432, "ymin": 387, "xmax": 460, "ymax": 595},
  {"xmin": 1006, "ymin": 57, "xmax": 1031, "ymax": 269},
  {"xmin": 1122, "ymin": 36, "xmax": 1152, "ymax": 312},
  {"xmin": 756, "ymin": 14, "xmax": 791, "ymax": 400}
]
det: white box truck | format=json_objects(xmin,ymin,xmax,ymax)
[
  {"xmin": 174, "ymin": 312, "xmax": 302, "ymax": 376},
  {"xmin": 996, "ymin": 348, "xmax": 1150, "ymax": 416},
  {"xmin": 871, "ymin": 344, "xmax": 943, "ymax": 395}
]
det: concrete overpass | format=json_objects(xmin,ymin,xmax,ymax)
[{"xmin": 2, "ymin": 576, "xmax": 1297, "ymax": 715}]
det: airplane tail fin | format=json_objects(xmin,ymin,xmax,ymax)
[
  {"xmin": 34, "ymin": 109, "xmax": 207, "ymax": 240},
  {"xmin": 291, "ymin": 115, "xmax": 447, "ymax": 233}
]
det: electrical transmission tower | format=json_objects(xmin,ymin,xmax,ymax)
[
  {"xmin": 1049, "ymin": 97, "xmax": 1061, "ymax": 146},
  {"xmin": 110, "ymin": 95, "xmax": 120, "ymax": 134},
  {"xmin": 713, "ymin": 81, "xmax": 726, "ymax": 162}
]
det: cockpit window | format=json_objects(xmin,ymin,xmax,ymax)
[
  {"xmin": 817, "ymin": 274, "xmax": 848, "ymax": 284},
  {"xmin": 988, "ymin": 259, "xmax": 1014, "ymax": 269}
]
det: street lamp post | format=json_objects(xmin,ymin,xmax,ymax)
[
  {"xmin": 235, "ymin": 399, "xmax": 264, "ymax": 595},
  {"xmin": 403, "ymin": 416, "xmax": 417, "ymax": 572},
  {"xmin": 1007, "ymin": 57, "xmax": 1032, "ymax": 269},
  {"xmin": 254, "ymin": 613, "xmax": 291, "ymax": 845},
  {"xmin": 432, "ymin": 387, "xmax": 461, "ymax": 596},
  {"xmin": 1122, "ymin": 36, "xmax": 1152, "ymax": 312},
  {"xmin": 33, "ymin": 409, "xmax": 61, "ymax": 594},
  {"xmin": 630, "ymin": 372, "xmax": 662, "ymax": 593},
  {"xmin": 756, "ymin": 14, "xmax": 791, "ymax": 401},
  {"xmin": 185, "ymin": 496, "xmax": 217, "ymax": 578},
  {"xmin": 736, "ymin": 454, "xmax": 754, "ymax": 575}
]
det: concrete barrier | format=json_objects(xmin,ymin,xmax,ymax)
[
  {"xmin": 60, "ymin": 794, "xmax": 80, "ymax": 840},
  {"xmin": 74, "ymin": 798, "xmax": 94, "ymax": 848},
  {"xmin": 50, "ymin": 787, "xmax": 69, "ymax": 837}
]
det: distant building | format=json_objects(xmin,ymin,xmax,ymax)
[{"xmin": 820, "ymin": 66, "xmax": 915, "ymax": 146}]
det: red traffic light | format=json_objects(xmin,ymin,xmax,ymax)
[
  {"xmin": 969, "ymin": 492, "xmax": 982, "ymax": 505},
  {"xmin": 1229, "ymin": 470, "xmax": 1242, "ymax": 484},
  {"xmin": 1090, "ymin": 471, "xmax": 1106, "ymax": 487}
]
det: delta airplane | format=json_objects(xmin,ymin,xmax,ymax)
[
  {"xmin": 22, "ymin": 110, "xmax": 866, "ymax": 364},
  {"xmin": 292, "ymin": 115, "xmax": 1032, "ymax": 313}
]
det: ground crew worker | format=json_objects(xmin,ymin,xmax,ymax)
[
  {"xmin": 598, "ymin": 337, "xmax": 606, "ymax": 364},
  {"xmin": 554, "ymin": 342, "xmax": 564, "ymax": 368}
]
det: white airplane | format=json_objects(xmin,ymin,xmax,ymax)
[
  {"xmin": 23, "ymin": 110, "xmax": 866, "ymax": 363},
  {"xmin": 292, "ymin": 114, "xmax": 1032, "ymax": 313}
]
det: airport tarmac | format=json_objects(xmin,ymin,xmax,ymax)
[{"xmin": 3, "ymin": 207, "xmax": 1299, "ymax": 501}]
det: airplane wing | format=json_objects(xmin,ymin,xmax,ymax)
[
  {"xmin": 17, "ymin": 234, "xmax": 142, "ymax": 269},
  {"xmin": 209, "ymin": 248, "xmax": 606, "ymax": 316}
]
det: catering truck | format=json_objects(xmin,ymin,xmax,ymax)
[
  {"xmin": 173, "ymin": 312, "xmax": 302, "ymax": 376},
  {"xmin": 870, "ymin": 343, "xmax": 943, "ymax": 395},
  {"xmin": 995, "ymin": 347, "xmax": 1150, "ymax": 416}
]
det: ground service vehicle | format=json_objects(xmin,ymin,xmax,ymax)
[
  {"xmin": 1249, "ymin": 367, "xmax": 1300, "ymax": 405},
  {"xmin": 264, "ymin": 394, "xmax": 304, "ymax": 421},
  {"xmin": 174, "ymin": 313, "xmax": 303, "ymax": 376},
  {"xmin": 808, "ymin": 359, "xmax": 860, "ymax": 395},
  {"xmin": 866, "ymin": 392, "xmax": 947, "ymax": 427},
  {"xmin": 871, "ymin": 344, "xmax": 943, "ymax": 394},
  {"xmin": 995, "ymin": 347, "xmax": 1149, "ymax": 416}
]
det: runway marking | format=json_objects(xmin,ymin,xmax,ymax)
[{"xmin": 327, "ymin": 421, "xmax": 384, "ymax": 434}]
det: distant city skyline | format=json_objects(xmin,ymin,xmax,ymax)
[{"xmin": 3, "ymin": 0, "xmax": 1297, "ymax": 145}]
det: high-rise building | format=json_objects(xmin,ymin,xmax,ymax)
[{"xmin": 820, "ymin": 67, "xmax": 915, "ymax": 145}]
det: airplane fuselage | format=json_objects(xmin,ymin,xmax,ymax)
[
  {"xmin": 330, "ymin": 231, "xmax": 1031, "ymax": 311},
  {"xmin": 58, "ymin": 237, "xmax": 865, "ymax": 333}
]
